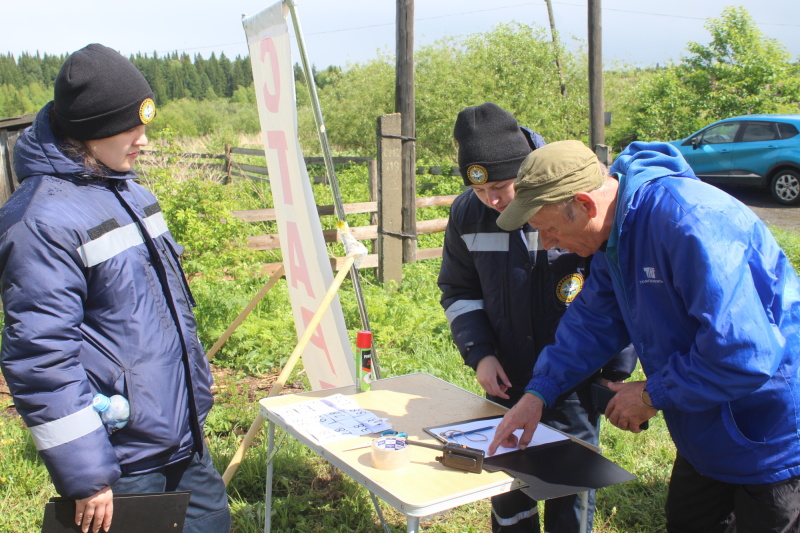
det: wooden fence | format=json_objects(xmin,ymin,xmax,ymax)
[
  {"xmin": 0, "ymin": 114, "xmax": 36, "ymax": 206},
  {"xmin": 233, "ymin": 193, "xmax": 456, "ymax": 279},
  {"xmin": 0, "ymin": 113, "xmax": 460, "ymax": 284}
]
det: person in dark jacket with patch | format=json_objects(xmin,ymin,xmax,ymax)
[
  {"xmin": 0, "ymin": 44, "xmax": 230, "ymax": 533},
  {"xmin": 438, "ymin": 103, "xmax": 637, "ymax": 533}
]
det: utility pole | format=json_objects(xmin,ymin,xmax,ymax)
[
  {"xmin": 396, "ymin": 0, "xmax": 417, "ymax": 263},
  {"xmin": 545, "ymin": 0, "xmax": 567, "ymax": 97},
  {"xmin": 588, "ymin": 0, "xmax": 605, "ymax": 153}
]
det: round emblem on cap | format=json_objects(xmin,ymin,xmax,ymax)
[
  {"xmin": 139, "ymin": 98, "xmax": 156, "ymax": 125},
  {"xmin": 467, "ymin": 164, "xmax": 488, "ymax": 185},
  {"xmin": 556, "ymin": 273, "xmax": 585, "ymax": 303}
]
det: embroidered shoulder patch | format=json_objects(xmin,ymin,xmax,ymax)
[{"xmin": 556, "ymin": 273, "xmax": 585, "ymax": 303}]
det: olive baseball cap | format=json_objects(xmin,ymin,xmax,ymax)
[{"xmin": 496, "ymin": 140, "xmax": 605, "ymax": 230}]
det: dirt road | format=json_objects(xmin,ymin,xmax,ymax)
[{"xmin": 719, "ymin": 186, "xmax": 800, "ymax": 233}]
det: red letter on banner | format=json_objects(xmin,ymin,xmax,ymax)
[
  {"xmin": 266, "ymin": 131, "xmax": 293, "ymax": 205},
  {"xmin": 285, "ymin": 221, "xmax": 315, "ymax": 298},
  {"xmin": 301, "ymin": 307, "xmax": 336, "ymax": 375},
  {"xmin": 260, "ymin": 38, "xmax": 280, "ymax": 112}
]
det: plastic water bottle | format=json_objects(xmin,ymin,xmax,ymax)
[{"xmin": 92, "ymin": 394, "xmax": 130, "ymax": 430}]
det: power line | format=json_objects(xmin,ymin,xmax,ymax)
[{"xmin": 153, "ymin": 2, "xmax": 800, "ymax": 58}]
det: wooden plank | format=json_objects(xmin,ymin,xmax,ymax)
[
  {"xmin": 233, "ymin": 201, "xmax": 378, "ymax": 223},
  {"xmin": 415, "ymin": 194, "xmax": 457, "ymax": 208},
  {"xmin": 0, "ymin": 130, "xmax": 24, "ymax": 206},
  {"xmin": 230, "ymin": 147, "xmax": 266, "ymax": 156},
  {"xmin": 236, "ymin": 163, "xmax": 270, "ymax": 175},
  {"xmin": 0, "ymin": 114, "xmax": 35, "ymax": 129},
  {"xmin": 416, "ymin": 218, "xmax": 448, "ymax": 234},
  {"xmin": 377, "ymin": 114, "xmax": 404, "ymax": 284},
  {"xmin": 415, "ymin": 247, "xmax": 443, "ymax": 261},
  {"xmin": 246, "ymin": 219, "xmax": 447, "ymax": 251},
  {"xmin": 0, "ymin": 131, "xmax": 13, "ymax": 206},
  {"xmin": 261, "ymin": 254, "xmax": 378, "ymax": 276}
]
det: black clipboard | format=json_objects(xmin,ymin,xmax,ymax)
[
  {"xmin": 41, "ymin": 491, "xmax": 191, "ymax": 533},
  {"xmin": 424, "ymin": 416, "xmax": 635, "ymax": 501},
  {"xmin": 483, "ymin": 440, "xmax": 636, "ymax": 500}
]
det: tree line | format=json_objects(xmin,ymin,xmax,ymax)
[
  {"xmin": 2, "ymin": 6, "xmax": 798, "ymax": 159},
  {"xmin": 0, "ymin": 51, "xmax": 257, "ymax": 114}
]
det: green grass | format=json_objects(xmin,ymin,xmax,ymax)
[{"xmin": 1, "ymin": 164, "xmax": 798, "ymax": 532}]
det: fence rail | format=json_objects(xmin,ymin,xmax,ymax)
[
  {"xmin": 163, "ymin": 140, "xmax": 459, "ymax": 282},
  {"xmin": 0, "ymin": 113, "xmax": 459, "ymax": 283}
]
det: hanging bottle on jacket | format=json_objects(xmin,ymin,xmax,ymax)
[{"xmin": 92, "ymin": 393, "xmax": 130, "ymax": 430}]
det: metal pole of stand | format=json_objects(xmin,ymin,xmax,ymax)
[{"xmin": 285, "ymin": 0, "xmax": 380, "ymax": 379}]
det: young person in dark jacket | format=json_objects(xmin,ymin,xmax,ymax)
[
  {"xmin": 438, "ymin": 103, "xmax": 636, "ymax": 533},
  {"xmin": 0, "ymin": 44, "xmax": 230, "ymax": 533}
]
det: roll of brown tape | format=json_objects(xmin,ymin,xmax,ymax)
[{"xmin": 370, "ymin": 437, "xmax": 410, "ymax": 470}]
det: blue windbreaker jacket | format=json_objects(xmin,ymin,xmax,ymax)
[
  {"xmin": 527, "ymin": 141, "xmax": 800, "ymax": 484},
  {"xmin": 0, "ymin": 104, "xmax": 214, "ymax": 499}
]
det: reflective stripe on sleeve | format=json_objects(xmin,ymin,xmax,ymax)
[
  {"xmin": 77, "ymin": 212, "xmax": 169, "ymax": 267},
  {"xmin": 445, "ymin": 299, "xmax": 484, "ymax": 324},
  {"xmin": 143, "ymin": 211, "xmax": 169, "ymax": 239},
  {"xmin": 28, "ymin": 405, "xmax": 103, "ymax": 451},
  {"xmin": 77, "ymin": 223, "xmax": 144, "ymax": 267},
  {"xmin": 461, "ymin": 232, "xmax": 509, "ymax": 252},
  {"xmin": 524, "ymin": 231, "xmax": 541, "ymax": 252}
]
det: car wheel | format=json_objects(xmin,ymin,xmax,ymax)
[{"xmin": 770, "ymin": 169, "xmax": 800, "ymax": 205}]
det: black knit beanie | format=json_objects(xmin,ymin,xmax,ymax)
[
  {"xmin": 454, "ymin": 102, "xmax": 532, "ymax": 186},
  {"xmin": 53, "ymin": 43, "xmax": 155, "ymax": 141}
]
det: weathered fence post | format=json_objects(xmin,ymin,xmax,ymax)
[
  {"xmin": 0, "ymin": 115, "xmax": 34, "ymax": 206},
  {"xmin": 0, "ymin": 131, "xmax": 14, "ymax": 205},
  {"xmin": 367, "ymin": 158, "xmax": 378, "ymax": 253},
  {"xmin": 377, "ymin": 113, "xmax": 404, "ymax": 284},
  {"xmin": 224, "ymin": 144, "xmax": 232, "ymax": 184}
]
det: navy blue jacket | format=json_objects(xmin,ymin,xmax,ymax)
[
  {"xmin": 438, "ymin": 189, "xmax": 636, "ymax": 400},
  {"xmin": 0, "ymin": 103, "xmax": 214, "ymax": 499}
]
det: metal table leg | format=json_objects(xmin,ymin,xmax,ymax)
[
  {"xmin": 369, "ymin": 492, "xmax": 392, "ymax": 533},
  {"xmin": 579, "ymin": 491, "xmax": 589, "ymax": 532},
  {"xmin": 264, "ymin": 422, "xmax": 275, "ymax": 533}
]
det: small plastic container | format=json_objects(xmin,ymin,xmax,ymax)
[{"xmin": 92, "ymin": 393, "xmax": 130, "ymax": 430}]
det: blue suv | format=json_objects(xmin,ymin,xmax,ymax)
[{"xmin": 669, "ymin": 115, "xmax": 800, "ymax": 205}]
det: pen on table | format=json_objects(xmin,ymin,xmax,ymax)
[{"xmin": 442, "ymin": 425, "xmax": 495, "ymax": 439}]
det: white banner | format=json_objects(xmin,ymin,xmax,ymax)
[{"xmin": 242, "ymin": 2, "xmax": 354, "ymax": 390}]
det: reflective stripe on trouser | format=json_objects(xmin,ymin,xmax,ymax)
[{"xmin": 492, "ymin": 489, "xmax": 539, "ymax": 531}]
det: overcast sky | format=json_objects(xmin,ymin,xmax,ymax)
[{"xmin": 3, "ymin": 1, "xmax": 799, "ymax": 69}]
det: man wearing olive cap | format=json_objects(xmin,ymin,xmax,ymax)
[{"xmin": 488, "ymin": 140, "xmax": 800, "ymax": 532}]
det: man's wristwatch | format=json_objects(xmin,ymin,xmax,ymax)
[{"xmin": 641, "ymin": 384, "xmax": 655, "ymax": 409}]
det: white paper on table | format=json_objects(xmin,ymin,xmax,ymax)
[
  {"xmin": 425, "ymin": 417, "xmax": 569, "ymax": 457},
  {"xmin": 270, "ymin": 393, "xmax": 392, "ymax": 444}
]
